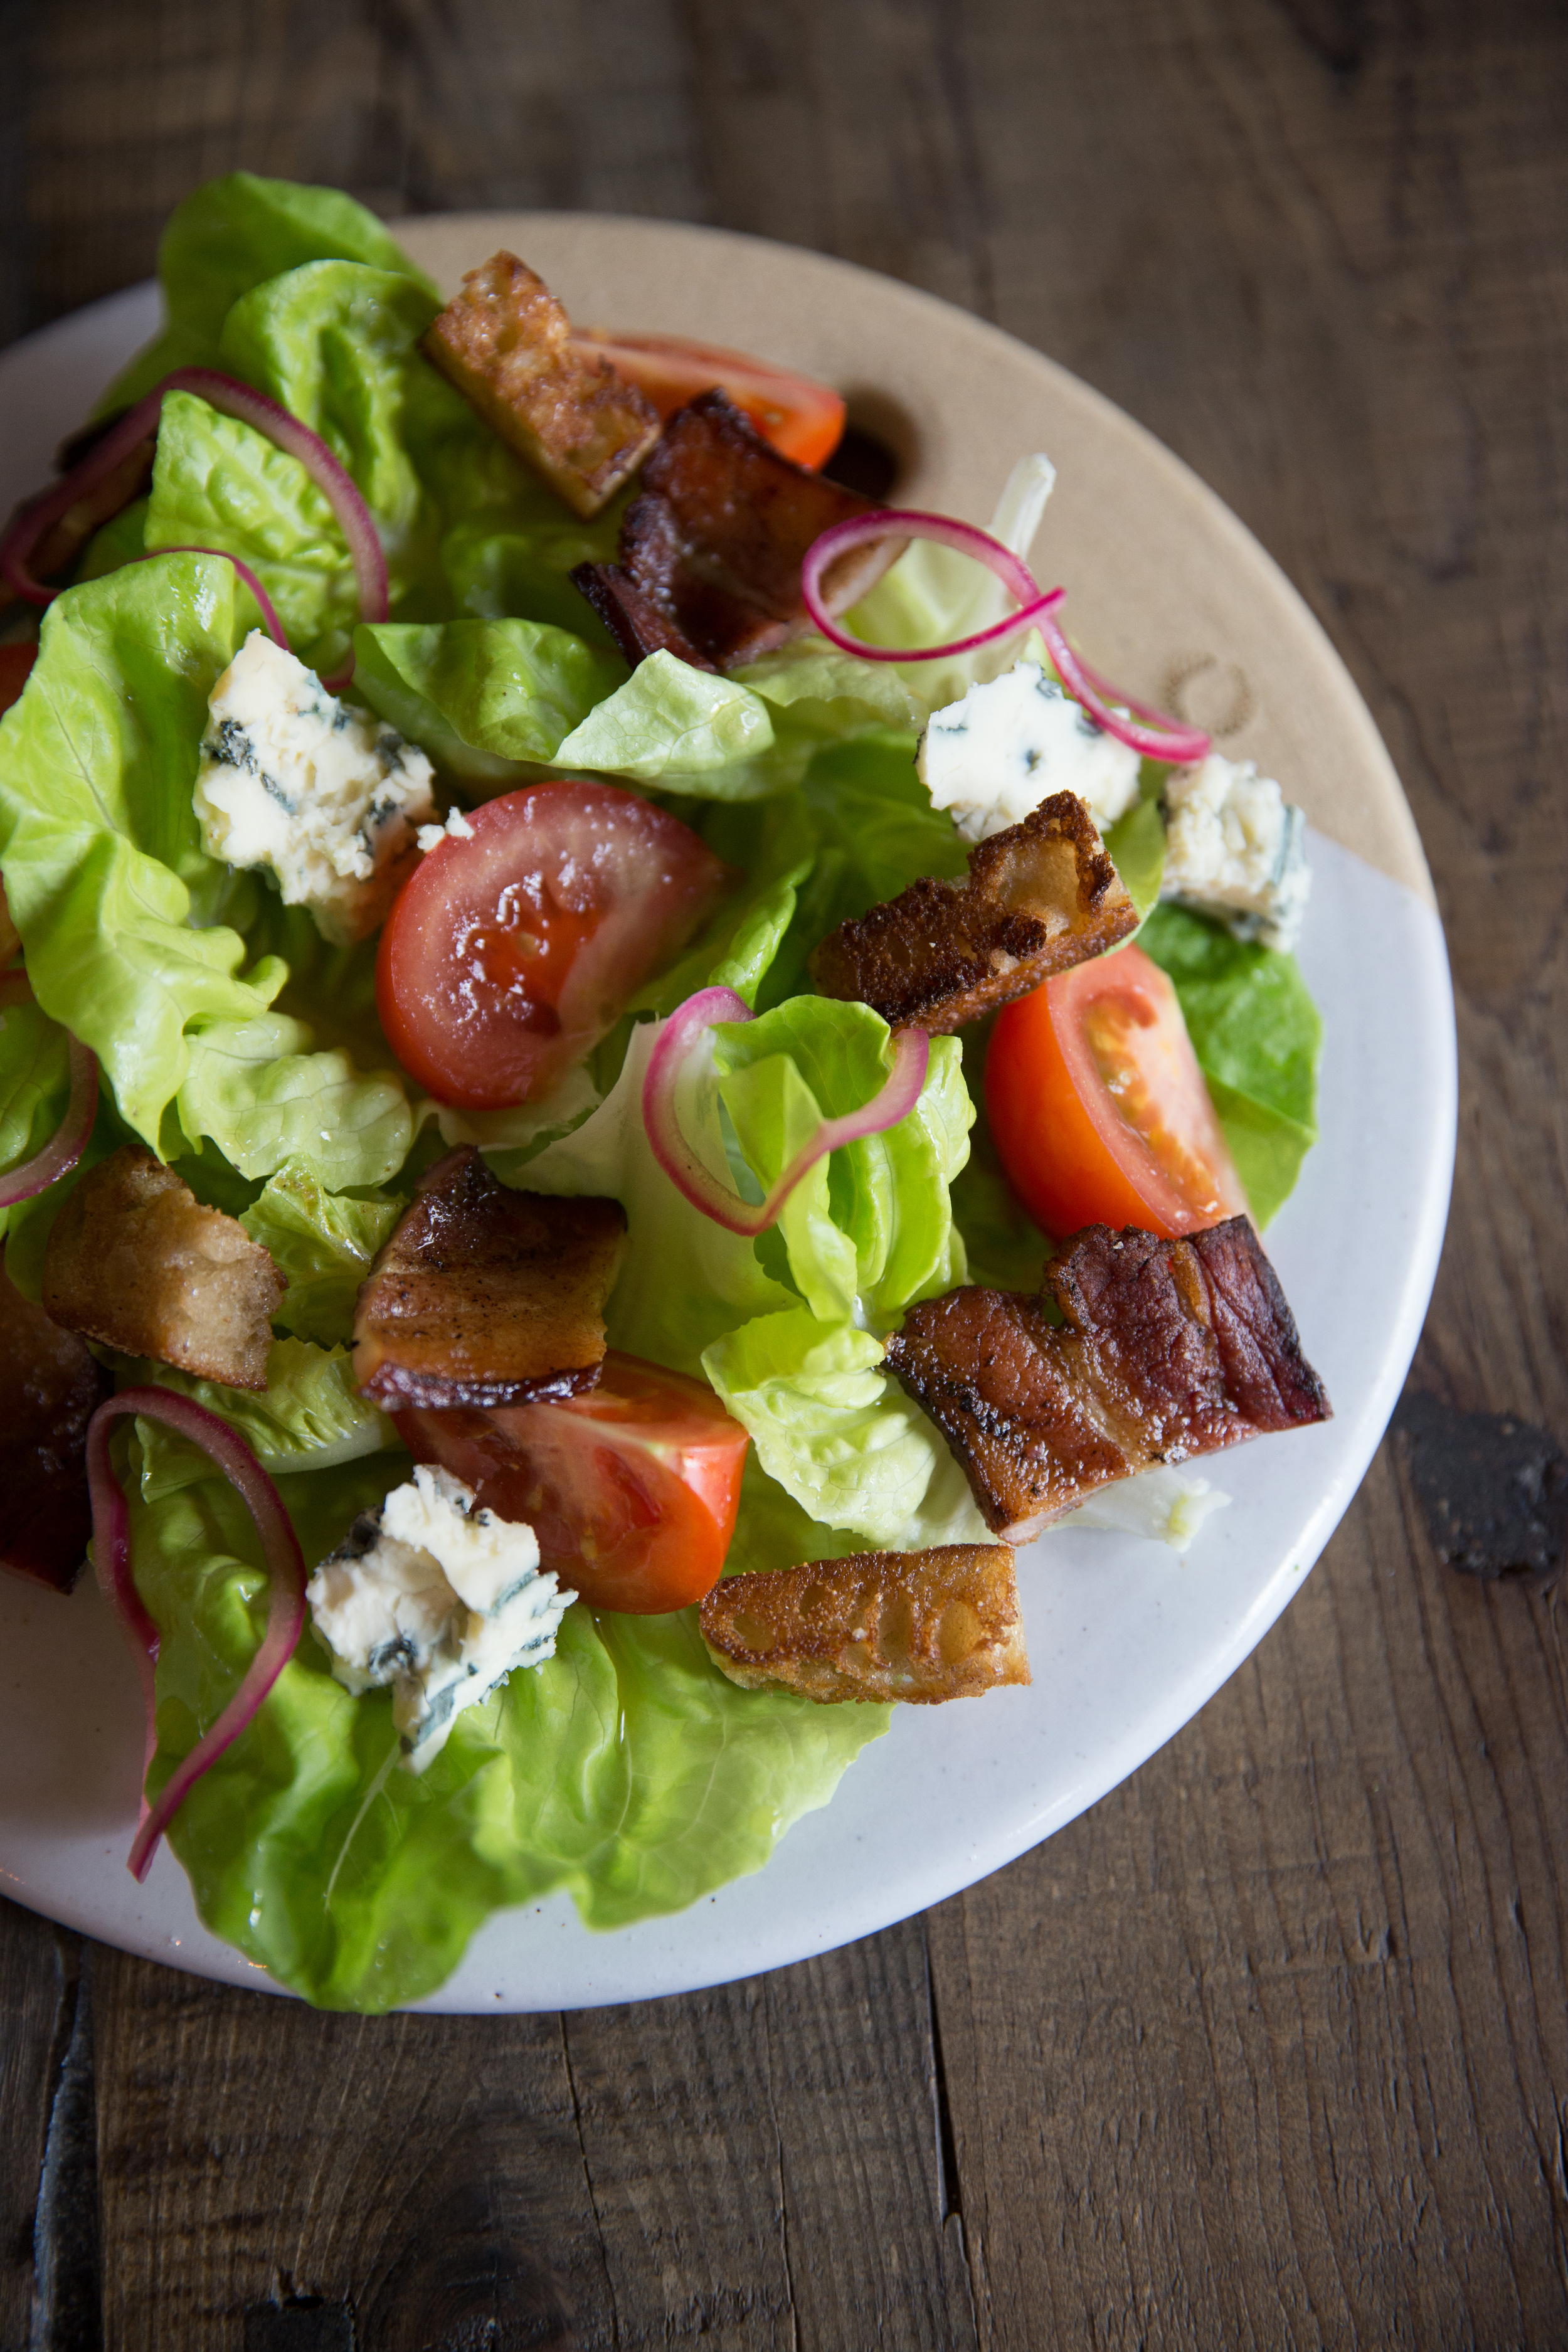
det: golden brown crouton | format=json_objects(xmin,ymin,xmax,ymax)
[
  {"xmin": 808, "ymin": 790, "xmax": 1137, "ymax": 1032},
  {"xmin": 423, "ymin": 253, "xmax": 661, "ymax": 519},
  {"xmin": 42, "ymin": 1146, "xmax": 285, "ymax": 1391},
  {"xmin": 352, "ymin": 1146, "xmax": 628, "ymax": 1409},
  {"xmin": 699, "ymin": 1543, "xmax": 1029, "ymax": 1705}
]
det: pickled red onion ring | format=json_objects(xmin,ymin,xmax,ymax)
[
  {"xmin": 644, "ymin": 985, "xmax": 930, "ymax": 1235},
  {"xmin": 800, "ymin": 508, "xmax": 1065, "ymax": 663},
  {"xmin": 86, "ymin": 1389, "xmax": 306, "ymax": 1883},
  {"xmin": 800, "ymin": 507, "xmax": 1212, "ymax": 764},
  {"xmin": 0, "ymin": 970, "xmax": 98, "ymax": 1207},
  {"xmin": 0, "ymin": 366, "xmax": 386, "ymax": 686}
]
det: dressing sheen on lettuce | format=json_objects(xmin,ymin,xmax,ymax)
[{"xmin": 0, "ymin": 171, "xmax": 1324, "ymax": 2008}]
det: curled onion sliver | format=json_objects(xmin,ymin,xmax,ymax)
[
  {"xmin": 1035, "ymin": 612, "xmax": 1211, "ymax": 766},
  {"xmin": 0, "ymin": 970, "xmax": 98, "ymax": 1207},
  {"xmin": 134, "ymin": 546, "xmax": 289, "ymax": 652},
  {"xmin": 800, "ymin": 507, "xmax": 1066, "ymax": 664},
  {"xmin": 85, "ymin": 1389, "xmax": 307, "ymax": 1883},
  {"xmin": 0, "ymin": 367, "xmax": 386, "ymax": 684},
  {"xmin": 643, "ymin": 985, "xmax": 931, "ymax": 1235}
]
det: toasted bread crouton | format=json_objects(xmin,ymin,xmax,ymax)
[
  {"xmin": 699, "ymin": 1544, "xmax": 1029, "ymax": 1705},
  {"xmin": 808, "ymin": 790, "xmax": 1137, "ymax": 1032},
  {"xmin": 352, "ymin": 1147, "xmax": 627, "ymax": 1410},
  {"xmin": 423, "ymin": 253, "xmax": 661, "ymax": 518},
  {"xmin": 42, "ymin": 1146, "xmax": 285, "ymax": 1391},
  {"xmin": 1, "ymin": 1246, "xmax": 111, "ymax": 1593}
]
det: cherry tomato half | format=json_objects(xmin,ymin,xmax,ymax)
[
  {"xmin": 985, "ymin": 944, "xmax": 1249, "ymax": 1241},
  {"xmin": 395, "ymin": 1353, "xmax": 750, "ymax": 1614},
  {"xmin": 575, "ymin": 331, "xmax": 846, "ymax": 471},
  {"xmin": 376, "ymin": 781, "xmax": 730, "ymax": 1110}
]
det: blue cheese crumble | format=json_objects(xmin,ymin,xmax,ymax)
[
  {"xmin": 918, "ymin": 657, "xmax": 1142, "ymax": 840},
  {"xmin": 1160, "ymin": 752, "xmax": 1310, "ymax": 952},
  {"xmin": 307, "ymin": 1465, "xmax": 575, "ymax": 1772},
  {"xmin": 194, "ymin": 632, "xmax": 437, "ymax": 943}
]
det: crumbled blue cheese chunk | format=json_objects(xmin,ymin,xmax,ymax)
[
  {"xmin": 1160, "ymin": 752, "xmax": 1311, "ymax": 951},
  {"xmin": 307, "ymin": 1465, "xmax": 575, "ymax": 1771},
  {"xmin": 918, "ymin": 657, "xmax": 1142, "ymax": 840},
  {"xmin": 415, "ymin": 805, "xmax": 476, "ymax": 855},
  {"xmin": 194, "ymin": 632, "xmax": 437, "ymax": 943}
]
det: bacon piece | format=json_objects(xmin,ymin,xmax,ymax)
[
  {"xmin": 352, "ymin": 1147, "xmax": 626, "ymax": 1411},
  {"xmin": 422, "ymin": 253, "xmax": 661, "ymax": 519},
  {"xmin": 882, "ymin": 1218, "xmax": 1330, "ymax": 1542},
  {"xmin": 42, "ymin": 1146, "xmax": 285, "ymax": 1391},
  {"xmin": 571, "ymin": 389, "xmax": 893, "ymax": 671},
  {"xmin": 808, "ymin": 791, "xmax": 1137, "ymax": 1032},
  {"xmin": 0, "ymin": 1249, "xmax": 110, "ymax": 1594},
  {"xmin": 0, "ymin": 422, "xmax": 156, "ymax": 617},
  {"xmin": 699, "ymin": 1544, "xmax": 1029, "ymax": 1705}
]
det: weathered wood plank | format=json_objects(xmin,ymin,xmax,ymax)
[
  {"xmin": 0, "ymin": 1901, "xmax": 94, "ymax": 2352},
  {"xmin": 91, "ymin": 1945, "xmax": 615, "ymax": 2350}
]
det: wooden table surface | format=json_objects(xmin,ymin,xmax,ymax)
[{"xmin": 4, "ymin": 3, "xmax": 1566, "ymax": 2345}]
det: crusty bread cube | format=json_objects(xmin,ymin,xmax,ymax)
[
  {"xmin": 43, "ymin": 1145, "xmax": 285, "ymax": 1391},
  {"xmin": 423, "ymin": 253, "xmax": 661, "ymax": 519},
  {"xmin": 699, "ymin": 1543, "xmax": 1029, "ymax": 1705}
]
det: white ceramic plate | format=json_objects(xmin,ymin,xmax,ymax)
[{"xmin": 0, "ymin": 221, "xmax": 1455, "ymax": 2010}]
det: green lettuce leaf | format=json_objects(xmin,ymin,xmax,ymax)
[
  {"xmin": 1103, "ymin": 767, "xmax": 1168, "ymax": 927},
  {"xmin": 0, "ymin": 556, "xmax": 413, "ymax": 1184},
  {"xmin": 127, "ymin": 1451, "xmax": 885, "ymax": 2009},
  {"xmin": 1140, "ymin": 901, "xmax": 1322, "ymax": 1225},
  {"xmin": 553, "ymin": 652, "xmax": 781, "ymax": 797},
  {"xmin": 132, "ymin": 1339, "xmax": 398, "ymax": 1498},
  {"xmin": 102, "ymin": 172, "xmax": 435, "ymax": 410},
  {"xmin": 352, "ymin": 618, "xmax": 625, "ymax": 786},
  {"xmin": 0, "ymin": 996, "xmax": 70, "ymax": 1244},
  {"xmin": 713, "ymin": 997, "xmax": 970, "ymax": 1325},
  {"xmin": 239, "ymin": 1160, "xmax": 402, "ymax": 1345}
]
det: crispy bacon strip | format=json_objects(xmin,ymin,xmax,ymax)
[
  {"xmin": 352, "ymin": 1147, "xmax": 627, "ymax": 1410},
  {"xmin": 572, "ymin": 389, "xmax": 893, "ymax": 671},
  {"xmin": 883, "ymin": 1218, "xmax": 1330, "ymax": 1542},
  {"xmin": 43, "ymin": 1145, "xmax": 285, "ymax": 1392},
  {"xmin": 0, "ymin": 1249, "xmax": 110, "ymax": 1594},
  {"xmin": 808, "ymin": 791, "xmax": 1136, "ymax": 1031},
  {"xmin": 699, "ymin": 1543, "xmax": 1029, "ymax": 1705},
  {"xmin": 423, "ymin": 253, "xmax": 662, "ymax": 519}
]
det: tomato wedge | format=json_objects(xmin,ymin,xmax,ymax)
[
  {"xmin": 575, "ymin": 331, "xmax": 845, "ymax": 470},
  {"xmin": 376, "ymin": 781, "xmax": 731, "ymax": 1110},
  {"xmin": 395, "ymin": 1353, "xmax": 749, "ymax": 1614},
  {"xmin": 985, "ymin": 944, "xmax": 1248, "ymax": 1240}
]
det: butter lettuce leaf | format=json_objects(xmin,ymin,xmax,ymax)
[
  {"xmin": 0, "ymin": 556, "xmax": 413, "ymax": 1184},
  {"xmin": 127, "ymin": 1452, "xmax": 886, "ymax": 2010},
  {"xmin": 239, "ymin": 1160, "xmax": 402, "ymax": 1345},
  {"xmin": 352, "ymin": 617, "xmax": 625, "ymax": 786},
  {"xmin": 132, "ymin": 1338, "xmax": 398, "ymax": 1498},
  {"xmin": 102, "ymin": 171, "xmax": 435, "ymax": 409}
]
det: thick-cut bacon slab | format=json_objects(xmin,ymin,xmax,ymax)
[
  {"xmin": 352, "ymin": 1147, "xmax": 627, "ymax": 1410},
  {"xmin": 423, "ymin": 253, "xmax": 662, "ymax": 519},
  {"xmin": 882, "ymin": 1218, "xmax": 1330, "ymax": 1542},
  {"xmin": 0, "ymin": 1249, "xmax": 110, "ymax": 1594},
  {"xmin": 808, "ymin": 791, "xmax": 1137, "ymax": 1032},
  {"xmin": 699, "ymin": 1543, "xmax": 1029, "ymax": 1705},
  {"xmin": 572, "ymin": 389, "xmax": 893, "ymax": 671}
]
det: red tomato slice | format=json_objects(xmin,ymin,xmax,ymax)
[
  {"xmin": 985, "ymin": 944, "xmax": 1249, "ymax": 1241},
  {"xmin": 395, "ymin": 1353, "xmax": 750, "ymax": 1614},
  {"xmin": 0, "ymin": 644, "xmax": 36, "ymax": 716},
  {"xmin": 376, "ymin": 781, "xmax": 730, "ymax": 1110},
  {"xmin": 574, "ymin": 331, "xmax": 846, "ymax": 471}
]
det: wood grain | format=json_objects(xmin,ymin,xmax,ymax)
[{"xmin": 4, "ymin": 0, "xmax": 1568, "ymax": 2343}]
